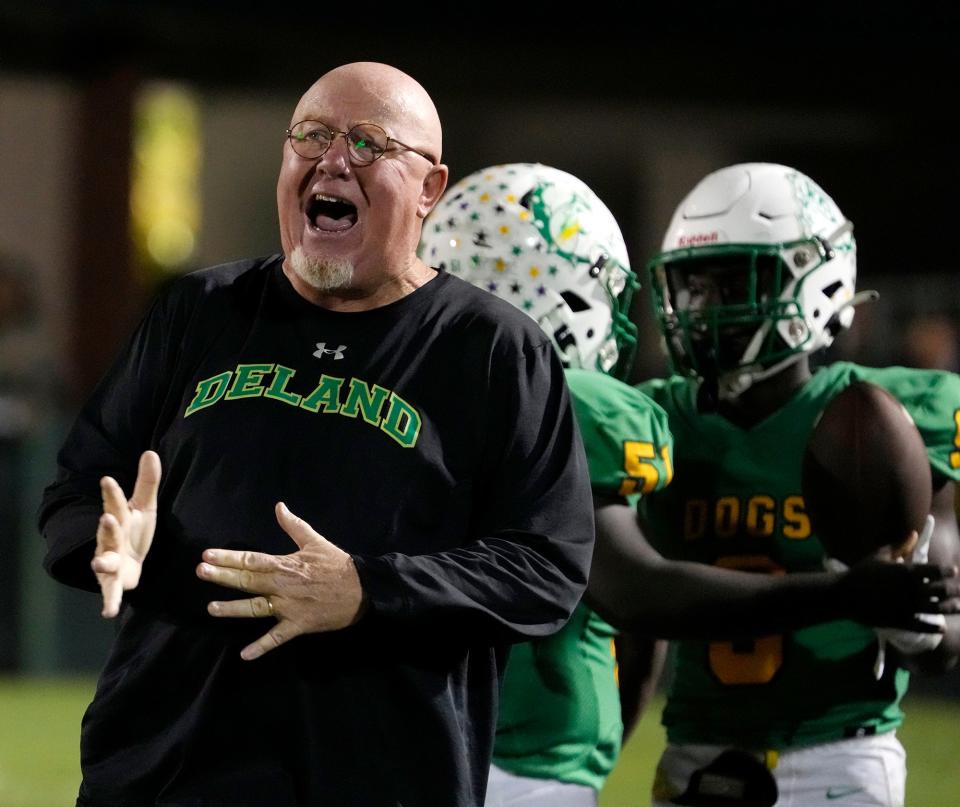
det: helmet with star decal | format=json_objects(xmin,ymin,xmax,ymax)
[{"xmin": 419, "ymin": 163, "xmax": 639, "ymax": 377}]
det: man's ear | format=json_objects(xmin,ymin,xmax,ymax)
[{"xmin": 417, "ymin": 164, "xmax": 449, "ymax": 219}]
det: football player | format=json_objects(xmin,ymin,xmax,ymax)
[
  {"xmin": 635, "ymin": 163, "xmax": 960, "ymax": 806},
  {"xmin": 422, "ymin": 163, "xmax": 672, "ymax": 805},
  {"xmin": 421, "ymin": 163, "xmax": 960, "ymax": 807}
]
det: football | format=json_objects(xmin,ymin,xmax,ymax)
[{"xmin": 801, "ymin": 380, "xmax": 932, "ymax": 565}]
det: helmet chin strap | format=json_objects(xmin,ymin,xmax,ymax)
[
  {"xmin": 714, "ymin": 285, "xmax": 879, "ymax": 401},
  {"xmin": 716, "ymin": 350, "xmax": 807, "ymax": 401}
]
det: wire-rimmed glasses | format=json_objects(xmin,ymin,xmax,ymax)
[{"xmin": 285, "ymin": 120, "xmax": 437, "ymax": 166}]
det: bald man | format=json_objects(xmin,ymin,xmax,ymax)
[{"xmin": 40, "ymin": 62, "xmax": 594, "ymax": 807}]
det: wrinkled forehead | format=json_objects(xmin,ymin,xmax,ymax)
[{"xmin": 292, "ymin": 77, "xmax": 416, "ymax": 135}]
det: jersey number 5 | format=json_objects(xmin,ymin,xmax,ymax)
[
  {"xmin": 709, "ymin": 555, "xmax": 786, "ymax": 685},
  {"xmin": 619, "ymin": 440, "xmax": 673, "ymax": 496}
]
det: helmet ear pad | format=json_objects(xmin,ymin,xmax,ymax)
[
  {"xmin": 418, "ymin": 162, "xmax": 639, "ymax": 377},
  {"xmin": 648, "ymin": 162, "xmax": 857, "ymax": 392}
]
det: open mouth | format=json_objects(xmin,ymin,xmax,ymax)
[{"xmin": 306, "ymin": 193, "xmax": 358, "ymax": 232}]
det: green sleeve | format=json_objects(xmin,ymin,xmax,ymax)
[
  {"xmin": 564, "ymin": 368, "xmax": 674, "ymax": 498},
  {"xmin": 851, "ymin": 365, "xmax": 960, "ymax": 482}
]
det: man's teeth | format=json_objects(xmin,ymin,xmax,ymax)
[{"xmin": 315, "ymin": 193, "xmax": 346, "ymax": 203}]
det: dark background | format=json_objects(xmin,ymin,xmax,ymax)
[
  {"xmin": 2, "ymin": 3, "xmax": 959, "ymax": 692},
  {"xmin": 5, "ymin": 2, "xmax": 960, "ymax": 386},
  {"xmin": 3, "ymin": 4, "xmax": 958, "ymax": 258}
]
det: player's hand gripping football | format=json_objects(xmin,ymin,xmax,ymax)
[
  {"xmin": 838, "ymin": 516, "xmax": 960, "ymax": 634},
  {"xmin": 198, "ymin": 502, "xmax": 367, "ymax": 660},
  {"xmin": 91, "ymin": 450, "xmax": 162, "ymax": 618},
  {"xmin": 873, "ymin": 515, "xmax": 946, "ymax": 655}
]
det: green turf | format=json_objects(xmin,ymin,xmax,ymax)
[
  {"xmin": 601, "ymin": 692, "xmax": 960, "ymax": 806},
  {"xmin": 0, "ymin": 677, "xmax": 90, "ymax": 807},
  {"xmin": 1, "ymin": 678, "xmax": 957, "ymax": 806}
]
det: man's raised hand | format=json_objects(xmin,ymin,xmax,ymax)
[
  {"xmin": 91, "ymin": 450, "xmax": 161, "ymax": 618},
  {"xmin": 198, "ymin": 502, "xmax": 366, "ymax": 660}
]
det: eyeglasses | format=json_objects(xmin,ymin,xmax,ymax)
[{"xmin": 285, "ymin": 120, "xmax": 437, "ymax": 166}]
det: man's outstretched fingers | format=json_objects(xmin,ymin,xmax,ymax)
[
  {"xmin": 208, "ymin": 596, "xmax": 276, "ymax": 619},
  {"xmin": 96, "ymin": 512, "xmax": 122, "ymax": 554},
  {"xmin": 93, "ymin": 549, "xmax": 125, "ymax": 618},
  {"xmin": 94, "ymin": 513, "xmax": 125, "ymax": 618},
  {"xmin": 91, "ymin": 552, "xmax": 122, "ymax": 575},
  {"xmin": 131, "ymin": 450, "xmax": 162, "ymax": 511},
  {"xmin": 275, "ymin": 502, "xmax": 323, "ymax": 549},
  {"xmin": 100, "ymin": 578, "xmax": 123, "ymax": 619},
  {"xmin": 197, "ymin": 562, "xmax": 264, "ymax": 595},
  {"xmin": 241, "ymin": 623, "xmax": 296, "ymax": 661},
  {"xmin": 201, "ymin": 548, "xmax": 277, "ymax": 572},
  {"xmin": 100, "ymin": 476, "xmax": 128, "ymax": 522}
]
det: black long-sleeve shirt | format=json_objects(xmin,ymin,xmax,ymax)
[{"xmin": 40, "ymin": 256, "xmax": 594, "ymax": 807}]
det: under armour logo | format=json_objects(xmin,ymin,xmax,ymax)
[{"xmin": 314, "ymin": 342, "xmax": 347, "ymax": 360}]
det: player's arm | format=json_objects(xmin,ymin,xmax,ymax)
[
  {"xmin": 614, "ymin": 632, "xmax": 667, "ymax": 741},
  {"xmin": 582, "ymin": 494, "xmax": 668, "ymax": 735},
  {"xmin": 588, "ymin": 494, "xmax": 960, "ymax": 639},
  {"xmin": 588, "ymin": 496, "xmax": 833, "ymax": 638}
]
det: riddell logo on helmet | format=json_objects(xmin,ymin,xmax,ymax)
[{"xmin": 678, "ymin": 232, "xmax": 720, "ymax": 247}]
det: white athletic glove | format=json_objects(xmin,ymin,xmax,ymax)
[
  {"xmin": 823, "ymin": 515, "xmax": 943, "ymax": 679},
  {"xmin": 874, "ymin": 515, "xmax": 944, "ymax": 663}
]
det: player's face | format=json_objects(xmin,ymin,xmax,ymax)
[
  {"xmin": 668, "ymin": 255, "xmax": 777, "ymax": 376},
  {"xmin": 277, "ymin": 69, "xmax": 442, "ymax": 295}
]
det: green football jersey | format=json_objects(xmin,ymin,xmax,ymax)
[
  {"xmin": 638, "ymin": 362, "xmax": 960, "ymax": 750},
  {"xmin": 493, "ymin": 369, "xmax": 673, "ymax": 789}
]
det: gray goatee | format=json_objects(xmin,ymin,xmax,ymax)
[{"xmin": 290, "ymin": 245, "xmax": 354, "ymax": 292}]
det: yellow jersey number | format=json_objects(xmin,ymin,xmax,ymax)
[
  {"xmin": 708, "ymin": 555, "xmax": 786, "ymax": 685},
  {"xmin": 951, "ymin": 408, "xmax": 960, "ymax": 470},
  {"xmin": 618, "ymin": 440, "xmax": 673, "ymax": 497}
]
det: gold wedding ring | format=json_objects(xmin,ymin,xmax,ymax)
[{"xmin": 266, "ymin": 597, "xmax": 275, "ymax": 616}]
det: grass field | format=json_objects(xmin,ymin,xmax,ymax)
[
  {"xmin": 603, "ymin": 691, "xmax": 960, "ymax": 806},
  {"xmin": 1, "ymin": 677, "xmax": 957, "ymax": 806}
]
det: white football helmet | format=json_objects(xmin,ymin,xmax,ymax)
[
  {"xmin": 647, "ymin": 162, "xmax": 865, "ymax": 397},
  {"xmin": 419, "ymin": 163, "xmax": 639, "ymax": 377}
]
